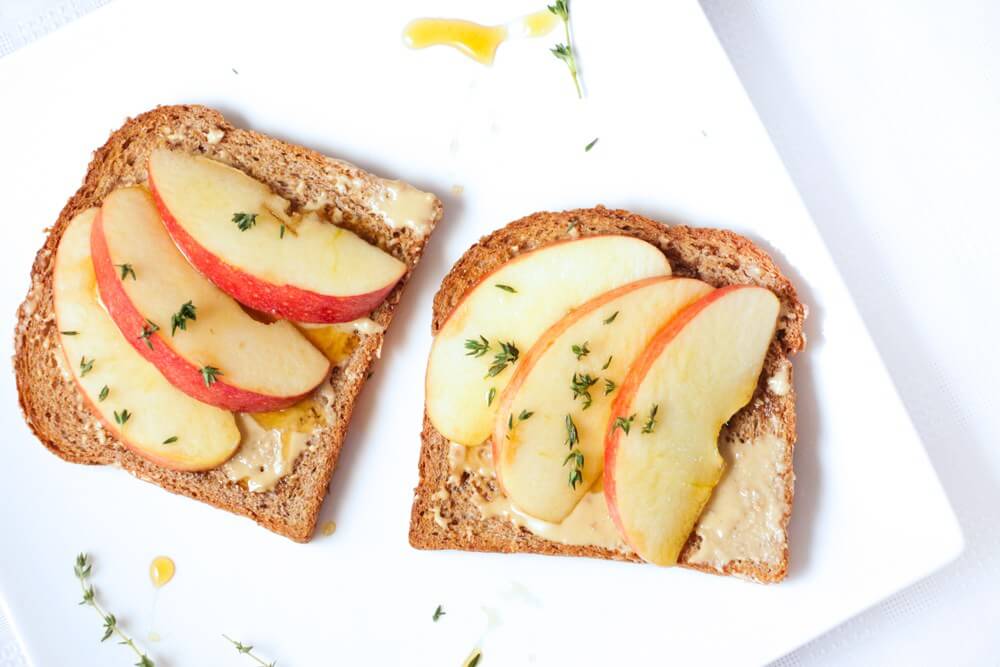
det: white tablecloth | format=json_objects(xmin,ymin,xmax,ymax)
[{"xmin": 2, "ymin": 1, "xmax": 997, "ymax": 664}]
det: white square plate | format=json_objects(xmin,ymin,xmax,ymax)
[{"xmin": 0, "ymin": 0, "xmax": 962, "ymax": 664}]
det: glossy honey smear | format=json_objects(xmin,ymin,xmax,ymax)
[
  {"xmin": 295, "ymin": 325, "xmax": 359, "ymax": 366},
  {"xmin": 149, "ymin": 556, "xmax": 175, "ymax": 588},
  {"xmin": 403, "ymin": 8, "xmax": 559, "ymax": 65}
]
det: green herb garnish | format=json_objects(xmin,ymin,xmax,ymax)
[
  {"xmin": 564, "ymin": 448, "xmax": 585, "ymax": 489},
  {"xmin": 433, "ymin": 605, "xmax": 446, "ymax": 622},
  {"xmin": 279, "ymin": 223, "xmax": 286, "ymax": 239},
  {"xmin": 507, "ymin": 409, "xmax": 533, "ymax": 438},
  {"xmin": 467, "ymin": 650, "xmax": 482, "ymax": 667},
  {"xmin": 601, "ymin": 355, "xmax": 612, "ymax": 370},
  {"xmin": 585, "ymin": 137, "xmax": 599, "ymax": 152},
  {"xmin": 137, "ymin": 319, "xmax": 159, "ymax": 350},
  {"xmin": 604, "ymin": 379, "xmax": 616, "ymax": 395},
  {"xmin": 613, "ymin": 413, "xmax": 636, "ymax": 436},
  {"xmin": 200, "ymin": 366, "xmax": 222, "ymax": 387},
  {"xmin": 487, "ymin": 387, "xmax": 496, "ymax": 406},
  {"xmin": 603, "ymin": 311, "xmax": 619, "ymax": 325},
  {"xmin": 74, "ymin": 554, "xmax": 155, "ymax": 666},
  {"xmin": 61, "ymin": 330, "xmax": 79, "ymax": 336},
  {"xmin": 98, "ymin": 385, "xmax": 109, "ymax": 402},
  {"xmin": 170, "ymin": 301, "xmax": 197, "ymax": 336},
  {"xmin": 223, "ymin": 634, "xmax": 276, "ymax": 667},
  {"xmin": 113, "ymin": 409, "xmax": 131, "ymax": 425},
  {"xmin": 570, "ymin": 372, "xmax": 598, "ymax": 409},
  {"xmin": 548, "ymin": 0, "xmax": 583, "ymax": 98},
  {"xmin": 232, "ymin": 212, "xmax": 257, "ymax": 231},
  {"xmin": 565, "ymin": 414, "xmax": 579, "ymax": 448},
  {"xmin": 486, "ymin": 341, "xmax": 519, "ymax": 378},
  {"xmin": 115, "ymin": 263, "xmax": 136, "ymax": 281},
  {"xmin": 162, "ymin": 436, "xmax": 178, "ymax": 445},
  {"xmin": 495, "ymin": 284, "xmax": 517, "ymax": 293},
  {"xmin": 642, "ymin": 404, "xmax": 659, "ymax": 434},
  {"xmin": 464, "ymin": 335, "xmax": 490, "ymax": 358},
  {"xmin": 571, "ymin": 341, "xmax": 590, "ymax": 360},
  {"xmin": 79, "ymin": 356, "xmax": 94, "ymax": 377}
]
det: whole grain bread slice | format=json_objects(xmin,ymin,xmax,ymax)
[
  {"xmin": 14, "ymin": 104, "xmax": 442, "ymax": 542},
  {"xmin": 409, "ymin": 207, "xmax": 805, "ymax": 582}
]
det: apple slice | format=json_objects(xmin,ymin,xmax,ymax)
[
  {"xmin": 55, "ymin": 208, "xmax": 241, "ymax": 470},
  {"xmin": 148, "ymin": 148, "xmax": 407, "ymax": 323},
  {"xmin": 92, "ymin": 187, "xmax": 331, "ymax": 412},
  {"xmin": 604, "ymin": 285, "xmax": 779, "ymax": 565},
  {"xmin": 426, "ymin": 235, "xmax": 672, "ymax": 446},
  {"xmin": 493, "ymin": 277, "xmax": 713, "ymax": 522}
]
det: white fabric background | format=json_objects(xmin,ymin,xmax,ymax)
[{"xmin": 1, "ymin": 1, "xmax": 996, "ymax": 664}]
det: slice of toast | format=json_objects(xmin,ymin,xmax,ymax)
[
  {"xmin": 14, "ymin": 105, "xmax": 442, "ymax": 542},
  {"xmin": 409, "ymin": 207, "xmax": 805, "ymax": 582}
]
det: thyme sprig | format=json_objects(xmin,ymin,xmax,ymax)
[
  {"xmin": 642, "ymin": 404, "xmax": 659, "ymax": 434},
  {"xmin": 232, "ymin": 212, "xmax": 257, "ymax": 232},
  {"xmin": 613, "ymin": 413, "xmax": 636, "ymax": 436},
  {"xmin": 570, "ymin": 372, "xmax": 598, "ymax": 409},
  {"xmin": 506, "ymin": 409, "xmax": 534, "ymax": 438},
  {"xmin": 170, "ymin": 301, "xmax": 197, "ymax": 336},
  {"xmin": 74, "ymin": 554, "xmax": 155, "ymax": 667},
  {"xmin": 603, "ymin": 311, "xmax": 618, "ymax": 325},
  {"xmin": 486, "ymin": 341, "xmax": 519, "ymax": 378},
  {"xmin": 495, "ymin": 284, "xmax": 517, "ymax": 293},
  {"xmin": 564, "ymin": 448, "xmax": 585, "ymax": 489},
  {"xmin": 223, "ymin": 635, "xmax": 276, "ymax": 667},
  {"xmin": 433, "ymin": 605, "xmax": 446, "ymax": 622},
  {"xmin": 563, "ymin": 414, "xmax": 584, "ymax": 489},
  {"xmin": 464, "ymin": 335, "xmax": 490, "ymax": 358},
  {"xmin": 603, "ymin": 379, "xmax": 616, "ymax": 395},
  {"xmin": 115, "ymin": 263, "xmax": 136, "ymax": 281},
  {"xmin": 547, "ymin": 0, "xmax": 583, "ymax": 98},
  {"xmin": 564, "ymin": 414, "xmax": 579, "ymax": 448},
  {"xmin": 571, "ymin": 341, "xmax": 590, "ymax": 360},
  {"xmin": 137, "ymin": 319, "xmax": 159, "ymax": 350},
  {"xmin": 80, "ymin": 356, "xmax": 94, "ymax": 376},
  {"xmin": 200, "ymin": 366, "xmax": 222, "ymax": 387}
]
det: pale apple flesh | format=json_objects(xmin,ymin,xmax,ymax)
[
  {"xmin": 604, "ymin": 285, "xmax": 780, "ymax": 565},
  {"xmin": 54, "ymin": 209, "xmax": 241, "ymax": 471},
  {"xmin": 92, "ymin": 187, "xmax": 331, "ymax": 412},
  {"xmin": 148, "ymin": 148, "xmax": 406, "ymax": 323},
  {"xmin": 426, "ymin": 235, "xmax": 673, "ymax": 446},
  {"xmin": 493, "ymin": 277, "xmax": 714, "ymax": 522}
]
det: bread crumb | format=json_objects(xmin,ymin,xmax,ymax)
[
  {"xmin": 320, "ymin": 521, "xmax": 336, "ymax": 536},
  {"xmin": 451, "ymin": 184, "xmax": 464, "ymax": 196}
]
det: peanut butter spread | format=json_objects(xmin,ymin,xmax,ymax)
[
  {"xmin": 371, "ymin": 180, "xmax": 438, "ymax": 237},
  {"xmin": 221, "ymin": 320, "xmax": 380, "ymax": 492},
  {"xmin": 687, "ymin": 432, "xmax": 788, "ymax": 568},
  {"xmin": 443, "ymin": 429, "xmax": 788, "ymax": 565}
]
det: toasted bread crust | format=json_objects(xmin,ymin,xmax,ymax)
[
  {"xmin": 14, "ymin": 105, "xmax": 441, "ymax": 541},
  {"xmin": 408, "ymin": 207, "xmax": 804, "ymax": 582}
]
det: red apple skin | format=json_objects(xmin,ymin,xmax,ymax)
[
  {"xmin": 147, "ymin": 173, "xmax": 402, "ymax": 323},
  {"xmin": 491, "ymin": 275, "xmax": 682, "ymax": 498},
  {"xmin": 603, "ymin": 284, "xmax": 748, "ymax": 548},
  {"xmin": 90, "ymin": 210, "xmax": 319, "ymax": 412}
]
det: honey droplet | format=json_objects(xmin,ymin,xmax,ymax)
[
  {"xmin": 321, "ymin": 521, "xmax": 337, "ymax": 536},
  {"xmin": 149, "ymin": 556, "xmax": 175, "ymax": 588},
  {"xmin": 520, "ymin": 9, "xmax": 559, "ymax": 37},
  {"xmin": 403, "ymin": 18, "xmax": 508, "ymax": 65}
]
